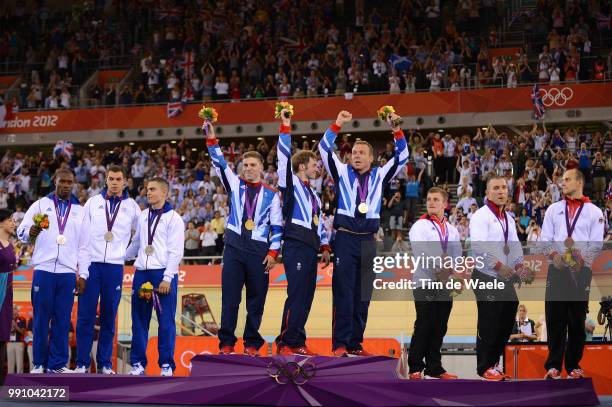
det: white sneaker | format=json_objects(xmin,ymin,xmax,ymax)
[
  {"xmin": 47, "ymin": 367, "xmax": 76, "ymax": 374},
  {"xmin": 129, "ymin": 363, "xmax": 145, "ymax": 376},
  {"xmin": 73, "ymin": 366, "xmax": 88, "ymax": 373},
  {"xmin": 160, "ymin": 364, "xmax": 173, "ymax": 377},
  {"xmin": 100, "ymin": 366, "xmax": 116, "ymax": 375},
  {"xmin": 30, "ymin": 365, "xmax": 45, "ymax": 374}
]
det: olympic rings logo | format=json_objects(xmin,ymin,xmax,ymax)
[
  {"xmin": 539, "ymin": 87, "xmax": 574, "ymax": 107},
  {"xmin": 180, "ymin": 350, "xmax": 213, "ymax": 370},
  {"xmin": 266, "ymin": 360, "xmax": 317, "ymax": 385}
]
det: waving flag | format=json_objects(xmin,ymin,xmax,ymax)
[
  {"xmin": 167, "ymin": 98, "xmax": 186, "ymax": 118},
  {"xmin": 389, "ymin": 54, "xmax": 412, "ymax": 73},
  {"xmin": 531, "ymin": 84, "xmax": 545, "ymax": 121},
  {"xmin": 53, "ymin": 140, "xmax": 74, "ymax": 159}
]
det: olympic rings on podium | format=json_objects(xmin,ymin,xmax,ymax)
[{"xmin": 266, "ymin": 359, "xmax": 316, "ymax": 385}]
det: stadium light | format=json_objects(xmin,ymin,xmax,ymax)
[
  {"xmin": 191, "ymin": 148, "xmax": 197, "ymax": 152},
  {"xmin": 129, "ymin": 142, "xmax": 135, "ymax": 146},
  {"xmin": 89, "ymin": 144, "xmax": 95, "ymax": 147},
  {"xmin": 171, "ymin": 140, "xmax": 177, "ymax": 144}
]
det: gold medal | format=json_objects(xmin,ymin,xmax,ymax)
[
  {"xmin": 358, "ymin": 202, "xmax": 369, "ymax": 214},
  {"xmin": 245, "ymin": 219, "xmax": 255, "ymax": 230},
  {"xmin": 104, "ymin": 231, "xmax": 114, "ymax": 242},
  {"xmin": 56, "ymin": 235, "xmax": 66, "ymax": 245},
  {"xmin": 313, "ymin": 214, "xmax": 319, "ymax": 226},
  {"xmin": 145, "ymin": 245, "xmax": 155, "ymax": 255},
  {"xmin": 564, "ymin": 237, "xmax": 574, "ymax": 248}
]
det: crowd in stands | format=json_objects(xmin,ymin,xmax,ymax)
[
  {"xmin": 2, "ymin": 0, "xmax": 612, "ymax": 111},
  {"xmin": 1, "ymin": 122, "xmax": 612, "ymax": 261},
  {"xmin": 0, "ymin": 0, "xmax": 150, "ymax": 110}
]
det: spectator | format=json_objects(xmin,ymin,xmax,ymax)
[
  {"xmin": 510, "ymin": 305, "xmax": 537, "ymax": 342},
  {"xmin": 404, "ymin": 168, "xmax": 425, "ymax": 227},
  {"xmin": 184, "ymin": 222, "xmax": 201, "ymax": 265},
  {"xmin": 8, "ymin": 305, "xmax": 26, "ymax": 374},
  {"xmin": 387, "ymin": 192, "xmax": 406, "ymax": 240},
  {"xmin": 200, "ymin": 222, "xmax": 217, "ymax": 263}
]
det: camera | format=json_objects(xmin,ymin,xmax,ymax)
[{"xmin": 598, "ymin": 296, "xmax": 612, "ymax": 325}]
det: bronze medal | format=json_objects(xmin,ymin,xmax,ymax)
[
  {"xmin": 564, "ymin": 237, "xmax": 574, "ymax": 248},
  {"xmin": 503, "ymin": 244, "xmax": 510, "ymax": 255},
  {"xmin": 145, "ymin": 245, "xmax": 155, "ymax": 255}
]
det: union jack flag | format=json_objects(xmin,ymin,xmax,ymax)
[
  {"xmin": 531, "ymin": 84, "xmax": 545, "ymax": 121},
  {"xmin": 167, "ymin": 98, "xmax": 185, "ymax": 118}
]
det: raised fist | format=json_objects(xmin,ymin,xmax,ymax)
[{"xmin": 335, "ymin": 111, "xmax": 352, "ymax": 127}]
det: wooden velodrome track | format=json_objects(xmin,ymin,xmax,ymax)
[{"xmin": 14, "ymin": 285, "xmax": 609, "ymax": 341}]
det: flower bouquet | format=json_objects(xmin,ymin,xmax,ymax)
[
  {"xmin": 562, "ymin": 247, "xmax": 584, "ymax": 272},
  {"xmin": 30, "ymin": 213, "xmax": 49, "ymax": 244},
  {"xmin": 198, "ymin": 106, "xmax": 218, "ymax": 138},
  {"xmin": 274, "ymin": 101, "xmax": 294, "ymax": 119},
  {"xmin": 198, "ymin": 106, "xmax": 218, "ymax": 123},
  {"xmin": 377, "ymin": 105, "xmax": 403, "ymax": 127},
  {"xmin": 138, "ymin": 281, "xmax": 162, "ymax": 313},
  {"xmin": 510, "ymin": 263, "xmax": 537, "ymax": 288}
]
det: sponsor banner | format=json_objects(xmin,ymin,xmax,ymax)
[
  {"xmin": 12, "ymin": 263, "xmax": 335, "ymax": 289},
  {"xmin": 2, "ymin": 83, "xmax": 610, "ymax": 134},
  {"xmin": 505, "ymin": 344, "xmax": 612, "ymax": 395},
  {"xmin": 11, "ymin": 250, "xmax": 612, "ymax": 289}
]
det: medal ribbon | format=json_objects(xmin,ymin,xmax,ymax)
[
  {"xmin": 565, "ymin": 200, "xmax": 584, "ymax": 240},
  {"xmin": 356, "ymin": 173, "xmax": 369, "ymax": 204},
  {"xmin": 428, "ymin": 217, "xmax": 449, "ymax": 254},
  {"xmin": 486, "ymin": 201, "xmax": 508, "ymax": 245},
  {"xmin": 244, "ymin": 184, "xmax": 262, "ymax": 221},
  {"xmin": 105, "ymin": 195, "xmax": 122, "ymax": 233},
  {"xmin": 304, "ymin": 182, "xmax": 319, "ymax": 219},
  {"xmin": 147, "ymin": 209, "xmax": 163, "ymax": 246},
  {"xmin": 53, "ymin": 194, "xmax": 72, "ymax": 235}
]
